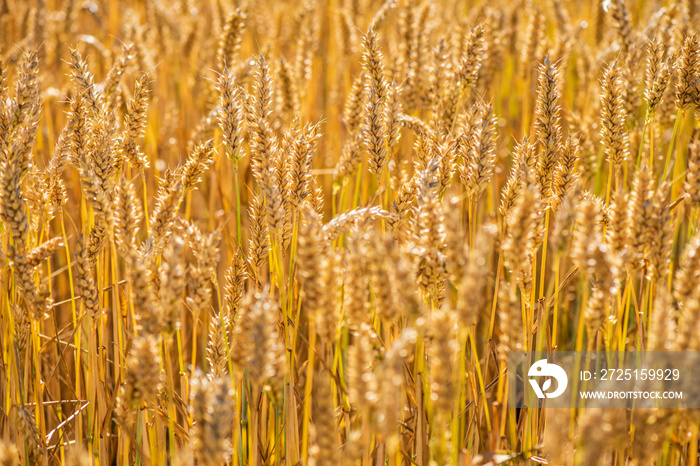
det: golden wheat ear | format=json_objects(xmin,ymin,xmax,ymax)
[
  {"xmin": 246, "ymin": 193, "xmax": 270, "ymax": 290},
  {"xmin": 101, "ymin": 43, "xmax": 135, "ymax": 109},
  {"xmin": 684, "ymin": 127, "xmax": 700, "ymax": 206},
  {"xmin": 68, "ymin": 46, "xmax": 100, "ymax": 114},
  {"xmin": 116, "ymin": 334, "xmax": 162, "ymax": 429},
  {"xmin": 462, "ymin": 102, "xmax": 497, "ymax": 202},
  {"xmin": 600, "ymin": 60, "xmax": 630, "ymax": 172},
  {"xmin": 309, "ymin": 371, "xmax": 338, "ymax": 466},
  {"xmin": 297, "ymin": 203, "xmax": 335, "ymax": 341},
  {"xmin": 73, "ymin": 233, "xmax": 99, "ymax": 321},
  {"xmin": 223, "ymin": 247, "xmax": 247, "ymax": 321},
  {"xmin": 626, "ymin": 165, "xmax": 654, "ymax": 270},
  {"xmin": 551, "ymin": 135, "xmax": 580, "ymax": 212},
  {"xmin": 502, "ymin": 180, "xmax": 540, "ymax": 295},
  {"xmin": 122, "ymin": 73, "xmax": 150, "ymax": 170},
  {"xmin": 217, "ymin": 8, "xmax": 246, "ymax": 72},
  {"xmin": 362, "ymin": 28, "xmax": 388, "ymax": 176},
  {"xmin": 113, "ymin": 176, "xmax": 143, "ymax": 259},
  {"xmin": 206, "ymin": 311, "xmax": 229, "ymax": 378},
  {"xmin": 676, "ymin": 33, "xmax": 700, "ymax": 110},
  {"xmin": 644, "ymin": 37, "xmax": 675, "ymax": 116},
  {"xmin": 533, "ymin": 56, "xmax": 563, "ymax": 201}
]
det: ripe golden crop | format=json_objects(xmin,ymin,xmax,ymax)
[{"xmin": 0, "ymin": 0, "xmax": 698, "ymax": 464}]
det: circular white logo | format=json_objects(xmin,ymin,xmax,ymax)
[{"xmin": 528, "ymin": 359, "xmax": 568, "ymax": 398}]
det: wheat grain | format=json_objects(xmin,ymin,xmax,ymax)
[{"xmin": 2, "ymin": 2, "xmax": 699, "ymax": 464}]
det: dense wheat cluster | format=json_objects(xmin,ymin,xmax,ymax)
[{"xmin": 1, "ymin": 0, "xmax": 700, "ymax": 464}]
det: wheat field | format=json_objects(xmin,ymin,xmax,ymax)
[{"xmin": 0, "ymin": 0, "xmax": 699, "ymax": 464}]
